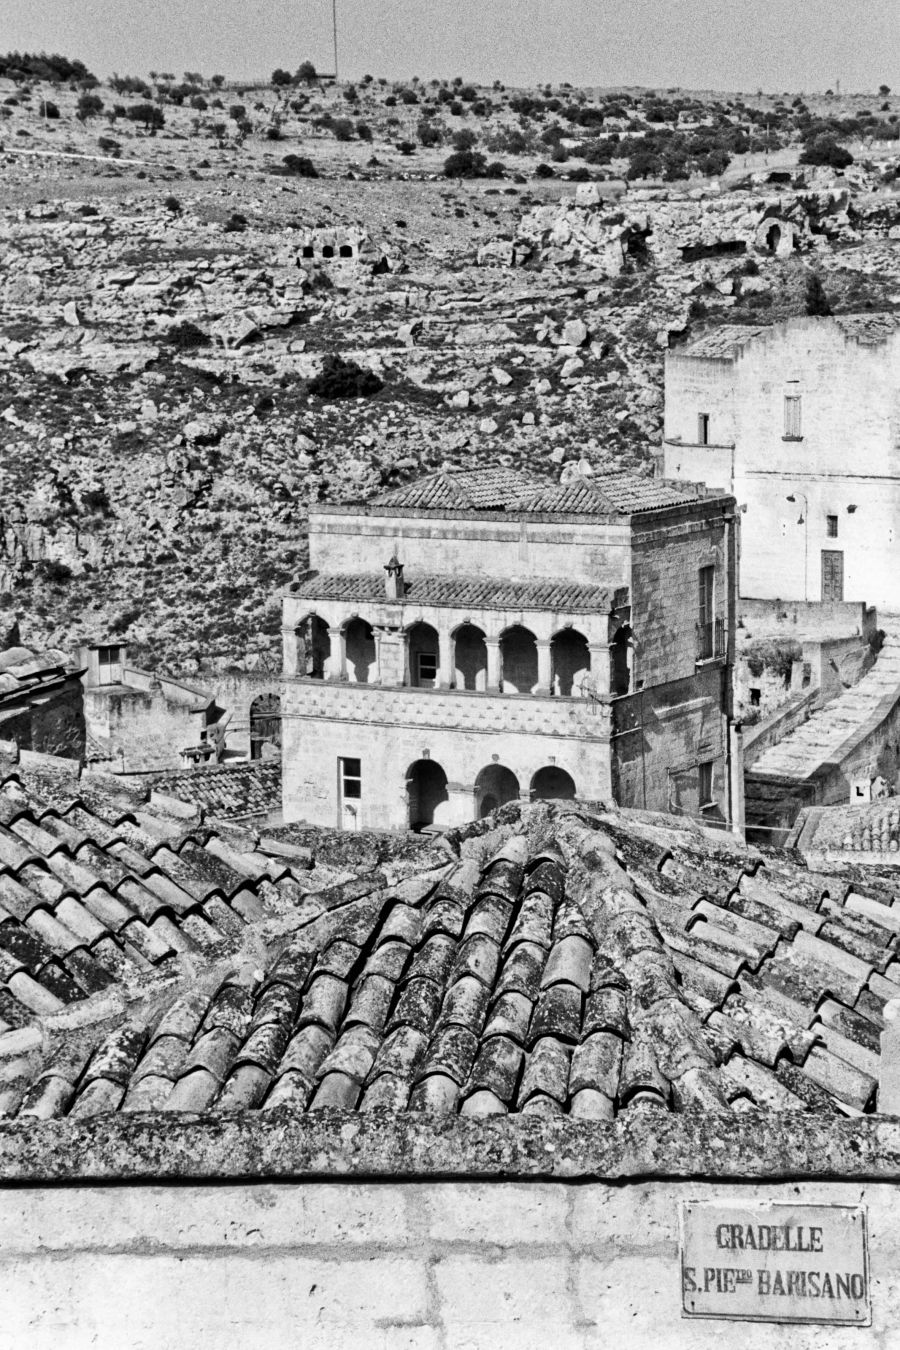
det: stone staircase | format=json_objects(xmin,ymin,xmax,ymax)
[{"xmin": 748, "ymin": 615, "xmax": 900, "ymax": 784}]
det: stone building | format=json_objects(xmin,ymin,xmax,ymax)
[
  {"xmin": 0, "ymin": 773, "xmax": 898, "ymax": 1347},
  {"xmin": 280, "ymin": 467, "xmax": 740, "ymax": 832},
  {"xmin": 662, "ymin": 314, "xmax": 900, "ymax": 608},
  {"xmin": 78, "ymin": 641, "xmax": 229, "ymax": 773}
]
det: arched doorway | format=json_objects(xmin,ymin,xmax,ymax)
[
  {"xmin": 500, "ymin": 626, "xmax": 537, "ymax": 694},
  {"xmin": 344, "ymin": 618, "xmax": 376, "ymax": 683},
  {"xmin": 407, "ymin": 621, "xmax": 440, "ymax": 688},
  {"xmin": 475, "ymin": 764, "xmax": 520, "ymax": 818},
  {"xmin": 407, "ymin": 759, "xmax": 449, "ymax": 830},
  {"xmin": 249, "ymin": 693, "xmax": 281, "ymax": 760},
  {"xmin": 551, "ymin": 629, "xmax": 590, "ymax": 697},
  {"xmin": 453, "ymin": 623, "xmax": 487, "ymax": 690},
  {"xmin": 531, "ymin": 766, "xmax": 576, "ymax": 802},
  {"xmin": 297, "ymin": 614, "xmax": 329, "ymax": 678}
]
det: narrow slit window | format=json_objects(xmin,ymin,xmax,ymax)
[
  {"xmin": 697, "ymin": 412, "xmax": 710, "ymax": 445},
  {"xmin": 784, "ymin": 394, "xmax": 802, "ymax": 439},
  {"xmin": 698, "ymin": 760, "xmax": 714, "ymax": 809},
  {"xmin": 826, "ymin": 514, "xmax": 838, "ymax": 538}
]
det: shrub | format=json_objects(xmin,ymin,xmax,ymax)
[
  {"xmin": 398, "ymin": 140, "xmax": 415, "ymax": 155},
  {"xmin": 309, "ymin": 354, "xmax": 383, "ymax": 399},
  {"xmin": 443, "ymin": 148, "xmax": 487, "ymax": 177},
  {"xmin": 399, "ymin": 88, "xmax": 418, "ymax": 104},
  {"xmin": 452, "ymin": 127, "xmax": 478, "ymax": 151},
  {"xmin": 35, "ymin": 559, "xmax": 73, "ymax": 584},
  {"xmin": 228, "ymin": 103, "xmax": 246, "ymax": 120},
  {"xmin": 272, "ymin": 68, "xmax": 293, "ymax": 87},
  {"xmin": 211, "ymin": 74, "xmax": 225, "ymax": 88},
  {"xmin": 163, "ymin": 194, "xmax": 181, "ymax": 214},
  {"xmin": 190, "ymin": 94, "xmax": 208, "ymax": 111},
  {"xmin": 167, "ymin": 320, "xmax": 210, "ymax": 349},
  {"xmin": 418, "ymin": 118, "xmax": 444, "ymax": 147},
  {"xmin": 485, "ymin": 160, "xmax": 506, "ymax": 176},
  {"xmin": 76, "ymin": 92, "xmax": 103, "ymax": 120},
  {"xmin": 356, "ymin": 120, "xmax": 372, "ymax": 141},
  {"xmin": 343, "ymin": 84, "xmax": 358, "ymax": 102},
  {"xmin": 331, "ymin": 117, "xmax": 354, "ymax": 141},
  {"xmin": 534, "ymin": 162, "xmax": 555, "ymax": 178},
  {"xmin": 98, "ymin": 135, "xmax": 121, "ymax": 156},
  {"xmin": 800, "ymin": 134, "xmax": 853, "ymax": 168},
  {"xmin": 281, "ymin": 153, "xmax": 318, "ymax": 176},
  {"xmin": 805, "ymin": 272, "xmax": 832, "ymax": 316}
]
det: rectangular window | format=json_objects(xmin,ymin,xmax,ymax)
[
  {"xmin": 826, "ymin": 514, "xmax": 838, "ymax": 538},
  {"xmin": 697, "ymin": 412, "xmax": 710, "ymax": 445},
  {"xmin": 784, "ymin": 394, "xmax": 802, "ymax": 439},
  {"xmin": 339, "ymin": 756, "xmax": 361, "ymax": 799},
  {"xmin": 698, "ymin": 761, "xmax": 714, "ymax": 810},
  {"xmin": 96, "ymin": 645, "xmax": 121, "ymax": 685},
  {"xmin": 697, "ymin": 565, "xmax": 717, "ymax": 662},
  {"xmin": 417, "ymin": 652, "xmax": 437, "ymax": 687},
  {"xmin": 749, "ymin": 688, "xmax": 761, "ymax": 707}
]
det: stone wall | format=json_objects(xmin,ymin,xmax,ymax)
[
  {"xmin": 309, "ymin": 507, "xmax": 633, "ymax": 589},
  {"xmin": 84, "ymin": 681, "xmax": 208, "ymax": 773},
  {"xmin": 282, "ymin": 680, "xmax": 612, "ymax": 828},
  {"xmin": 2, "ymin": 1176, "xmax": 898, "ymax": 1349},
  {"xmin": 665, "ymin": 319, "xmax": 900, "ymax": 608}
]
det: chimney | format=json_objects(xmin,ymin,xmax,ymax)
[{"xmin": 384, "ymin": 553, "xmax": 404, "ymax": 602}]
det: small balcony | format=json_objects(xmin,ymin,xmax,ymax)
[{"xmin": 696, "ymin": 618, "xmax": 726, "ymax": 664}]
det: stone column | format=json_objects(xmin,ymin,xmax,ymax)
[
  {"xmin": 588, "ymin": 644, "xmax": 611, "ymax": 696},
  {"xmin": 327, "ymin": 626, "xmax": 345, "ymax": 681},
  {"xmin": 281, "ymin": 627, "xmax": 300, "ymax": 676},
  {"xmin": 536, "ymin": 640, "xmax": 552, "ymax": 696},
  {"xmin": 485, "ymin": 637, "xmax": 501, "ymax": 691},
  {"xmin": 437, "ymin": 624, "xmax": 454, "ymax": 689}
]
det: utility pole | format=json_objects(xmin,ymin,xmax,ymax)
[{"xmin": 333, "ymin": 0, "xmax": 339, "ymax": 82}]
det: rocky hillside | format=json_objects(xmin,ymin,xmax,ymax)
[{"xmin": 1, "ymin": 71, "xmax": 899, "ymax": 674}]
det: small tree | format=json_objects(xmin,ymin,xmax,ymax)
[
  {"xmin": 211, "ymin": 74, "xmax": 225, "ymax": 88},
  {"xmin": 77, "ymin": 92, "xmax": 103, "ymax": 120},
  {"xmin": 297, "ymin": 60, "xmax": 317, "ymax": 84},
  {"xmin": 272, "ymin": 68, "xmax": 293, "ymax": 87},
  {"xmin": 126, "ymin": 103, "xmax": 164, "ymax": 133},
  {"xmin": 443, "ymin": 148, "xmax": 487, "ymax": 177},
  {"xmin": 879, "ymin": 84, "xmax": 891, "ymax": 98},
  {"xmin": 228, "ymin": 103, "xmax": 246, "ymax": 121},
  {"xmin": 805, "ymin": 272, "xmax": 832, "ymax": 316},
  {"xmin": 452, "ymin": 127, "xmax": 477, "ymax": 151},
  {"xmin": 800, "ymin": 134, "xmax": 853, "ymax": 168}
]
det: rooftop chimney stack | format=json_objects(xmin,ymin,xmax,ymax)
[{"xmin": 384, "ymin": 554, "xmax": 404, "ymax": 602}]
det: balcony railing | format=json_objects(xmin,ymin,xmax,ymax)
[{"xmin": 696, "ymin": 618, "xmax": 725, "ymax": 663}]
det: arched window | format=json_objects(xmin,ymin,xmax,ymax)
[
  {"xmin": 298, "ymin": 614, "xmax": 329, "ymax": 678},
  {"xmin": 344, "ymin": 618, "xmax": 376, "ymax": 683},
  {"xmin": 500, "ymin": 626, "xmax": 537, "ymax": 695},
  {"xmin": 475, "ymin": 764, "xmax": 520, "ymax": 818},
  {"xmin": 531, "ymin": 766, "xmax": 576, "ymax": 801},
  {"xmin": 301, "ymin": 245, "xmax": 315, "ymax": 259},
  {"xmin": 407, "ymin": 621, "xmax": 440, "ymax": 688},
  {"xmin": 453, "ymin": 623, "xmax": 487, "ymax": 691},
  {"xmin": 551, "ymin": 629, "xmax": 590, "ymax": 697},
  {"xmin": 407, "ymin": 759, "xmax": 449, "ymax": 830},
  {"xmin": 339, "ymin": 243, "xmax": 354, "ymax": 258},
  {"xmin": 249, "ymin": 693, "xmax": 281, "ymax": 761},
  {"xmin": 322, "ymin": 244, "xmax": 334, "ymax": 259}
]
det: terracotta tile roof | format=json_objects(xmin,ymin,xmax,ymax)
[
  {"xmin": 0, "ymin": 799, "xmax": 894, "ymax": 1124},
  {"xmin": 678, "ymin": 325, "xmax": 769, "ymax": 359},
  {"xmin": 290, "ymin": 571, "xmax": 614, "ymax": 613},
  {"xmin": 834, "ymin": 313, "xmax": 900, "ymax": 345},
  {"xmin": 376, "ymin": 468, "xmax": 547, "ymax": 511},
  {"xmin": 375, "ymin": 468, "xmax": 704, "ymax": 518},
  {"xmin": 519, "ymin": 473, "xmax": 702, "ymax": 515},
  {"xmin": 149, "ymin": 761, "xmax": 282, "ymax": 821}
]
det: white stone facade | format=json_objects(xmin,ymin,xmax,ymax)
[{"xmin": 663, "ymin": 315, "xmax": 900, "ymax": 608}]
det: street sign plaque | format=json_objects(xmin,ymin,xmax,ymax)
[{"xmin": 681, "ymin": 1201, "xmax": 870, "ymax": 1325}]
